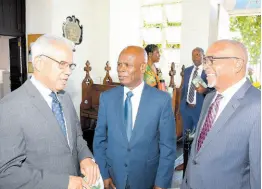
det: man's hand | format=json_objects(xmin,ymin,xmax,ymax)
[
  {"xmin": 68, "ymin": 176, "xmax": 90, "ymax": 189},
  {"xmin": 195, "ymin": 84, "xmax": 207, "ymax": 94},
  {"xmin": 80, "ymin": 158, "xmax": 100, "ymax": 186},
  {"xmin": 104, "ymin": 178, "xmax": 116, "ymax": 189}
]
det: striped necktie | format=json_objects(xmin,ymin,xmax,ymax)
[
  {"xmin": 188, "ymin": 67, "xmax": 199, "ymax": 103},
  {"xmin": 197, "ymin": 94, "xmax": 223, "ymax": 152},
  {"xmin": 49, "ymin": 92, "xmax": 67, "ymax": 137}
]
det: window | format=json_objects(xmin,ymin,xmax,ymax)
[{"xmin": 141, "ymin": 0, "xmax": 182, "ymax": 81}]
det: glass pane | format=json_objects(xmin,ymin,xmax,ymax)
[
  {"xmin": 142, "ymin": 28, "xmax": 162, "ymax": 43},
  {"xmin": 165, "ymin": 26, "xmax": 181, "ymax": 43},
  {"xmin": 142, "ymin": 6, "xmax": 163, "ymax": 23},
  {"xmin": 164, "ymin": 3, "xmax": 182, "ymax": 22},
  {"xmin": 163, "ymin": 48, "xmax": 180, "ymax": 63}
]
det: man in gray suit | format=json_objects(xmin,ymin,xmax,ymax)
[
  {"xmin": 181, "ymin": 40, "xmax": 261, "ymax": 189},
  {"xmin": 0, "ymin": 34, "xmax": 100, "ymax": 189}
]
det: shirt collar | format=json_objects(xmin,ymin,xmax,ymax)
[
  {"xmin": 219, "ymin": 77, "xmax": 247, "ymax": 98},
  {"xmin": 30, "ymin": 75, "xmax": 52, "ymax": 98},
  {"xmin": 194, "ymin": 64, "xmax": 203, "ymax": 70},
  {"xmin": 124, "ymin": 81, "xmax": 144, "ymax": 97}
]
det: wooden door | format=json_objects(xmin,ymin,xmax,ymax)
[{"xmin": 9, "ymin": 37, "xmax": 22, "ymax": 91}]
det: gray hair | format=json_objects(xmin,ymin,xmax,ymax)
[{"xmin": 31, "ymin": 34, "xmax": 75, "ymax": 65}]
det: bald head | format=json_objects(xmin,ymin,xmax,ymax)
[
  {"xmin": 205, "ymin": 39, "xmax": 248, "ymax": 92},
  {"xmin": 120, "ymin": 46, "xmax": 148, "ymax": 65},
  {"xmin": 117, "ymin": 46, "xmax": 147, "ymax": 89},
  {"xmin": 208, "ymin": 40, "xmax": 248, "ymax": 64}
]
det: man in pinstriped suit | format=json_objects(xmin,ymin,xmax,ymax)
[
  {"xmin": 0, "ymin": 34, "xmax": 100, "ymax": 189},
  {"xmin": 181, "ymin": 40, "xmax": 261, "ymax": 189}
]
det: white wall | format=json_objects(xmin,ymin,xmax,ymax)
[
  {"xmin": 0, "ymin": 36, "xmax": 13, "ymax": 70},
  {"xmin": 50, "ymin": 0, "xmax": 110, "ymax": 113},
  {"xmin": 109, "ymin": 0, "xmax": 142, "ymax": 81}
]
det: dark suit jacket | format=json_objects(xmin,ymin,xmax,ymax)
[
  {"xmin": 93, "ymin": 84, "xmax": 176, "ymax": 189},
  {"xmin": 180, "ymin": 66, "xmax": 208, "ymax": 120},
  {"xmin": 0, "ymin": 80, "xmax": 93, "ymax": 189}
]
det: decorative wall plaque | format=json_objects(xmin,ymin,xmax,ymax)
[{"xmin": 62, "ymin": 15, "xmax": 83, "ymax": 46}]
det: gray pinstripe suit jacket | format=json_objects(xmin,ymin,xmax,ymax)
[
  {"xmin": 181, "ymin": 80, "xmax": 261, "ymax": 189},
  {"xmin": 0, "ymin": 80, "xmax": 93, "ymax": 189}
]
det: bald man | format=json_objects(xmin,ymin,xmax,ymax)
[
  {"xmin": 93, "ymin": 46, "xmax": 176, "ymax": 189},
  {"xmin": 181, "ymin": 40, "xmax": 261, "ymax": 189}
]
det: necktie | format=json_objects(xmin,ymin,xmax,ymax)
[
  {"xmin": 188, "ymin": 67, "xmax": 199, "ymax": 103},
  {"xmin": 197, "ymin": 94, "xmax": 223, "ymax": 152},
  {"xmin": 124, "ymin": 91, "xmax": 134, "ymax": 141},
  {"xmin": 49, "ymin": 92, "xmax": 67, "ymax": 137}
]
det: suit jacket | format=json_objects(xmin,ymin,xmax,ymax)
[
  {"xmin": 93, "ymin": 84, "xmax": 176, "ymax": 189},
  {"xmin": 181, "ymin": 80, "xmax": 261, "ymax": 189},
  {"xmin": 180, "ymin": 66, "xmax": 208, "ymax": 119},
  {"xmin": 0, "ymin": 80, "xmax": 93, "ymax": 189}
]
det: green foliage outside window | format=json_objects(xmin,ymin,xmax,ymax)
[{"xmin": 230, "ymin": 15, "xmax": 261, "ymax": 65}]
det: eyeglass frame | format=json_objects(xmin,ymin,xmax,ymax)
[
  {"xmin": 39, "ymin": 54, "xmax": 76, "ymax": 70},
  {"xmin": 203, "ymin": 56, "xmax": 244, "ymax": 66}
]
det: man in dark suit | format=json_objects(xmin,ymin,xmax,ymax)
[
  {"xmin": 176, "ymin": 47, "xmax": 208, "ymax": 171},
  {"xmin": 0, "ymin": 34, "xmax": 100, "ymax": 189},
  {"xmin": 182, "ymin": 40, "xmax": 260, "ymax": 189},
  {"xmin": 93, "ymin": 46, "xmax": 176, "ymax": 189}
]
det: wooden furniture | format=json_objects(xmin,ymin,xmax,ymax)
[
  {"xmin": 168, "ymin": 63, "xmax": 185, "ymax": 140},
  {"xmin": 80, "ymin": 61, "xmax": 185, "ymax": 151},
  {"xmin": 80, "ymin": 61, "xmax": 120, "ymax": 151}
]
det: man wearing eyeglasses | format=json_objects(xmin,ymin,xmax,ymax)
[
  {"xmin": 0, "ymin": 34, "xmax": 100, "ymax": 189},
  {"xmin": 181, "ymin": 40, "xmax": 261, "ymax": 189}
]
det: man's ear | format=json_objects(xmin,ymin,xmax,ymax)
[
  {"xmin": 234, "ymin": 59, "xmax": 244, "ymax": 73},
  {"xmin": 149, "ymin": 52, "xmax": 153, "ymax": 57},
  {"xmin": 33, "ymin": 56, "xmax": 43, "ymax": 72},
  {"xmin": 140, "ymin": 63, "xmax": 147, "ymax": 74}
]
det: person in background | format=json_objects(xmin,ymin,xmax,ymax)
[
  {"xmin": 176, "ymin": 47, "xmax": 209, "ymax": 171},
  {"xmin": 144, "ymin": 44, "xmax": 163, "ymax": 88},
  {"xmin": 93, "ymin": 46, "xmax": 176, "ymax": 189},
  {"xmin": 0, "ymin": 34, "xmax": 100, "ymax": 189},
  {"xmin": 181, "ymin": 40, "xmax": 261, "ymax": 189}
]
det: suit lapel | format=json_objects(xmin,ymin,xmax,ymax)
[
  {"xmin": 193, "ymin": 92, "xmax": 216, "ymax": 156},
  {"xmin": 129, "ymin": 84, "xmax": 150, "ymax": 147},
  {"xmin": 24, "ymin": 80, "xmax": 70, "ymax": 148},
  {"xmin": 116, "ymin": 86, "xmax": 128, "ymax": 143},
  {"xmin": 58, "ymin": 92, "xmax": 73, "ymax": 152},
  {"xmin": 196, "ymin": 81, "xmax": 252, "ymax": 157}
]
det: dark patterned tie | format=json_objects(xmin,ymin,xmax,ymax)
[
  {"xmin": 197, "ymin": 94, "xmax": 223, "ymax": 152},
  {"xmin": 124, "ymin": 91, "xmax": 134, "ymax": 141},
  {"xmin": 188, "ymin": 67, "xmax": 199, "ymax": 103},
  {"xmin": 49, "ymin": 92, "xmax": 67, "ymax": 137}
]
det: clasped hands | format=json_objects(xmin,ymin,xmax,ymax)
[{"xmin": 68, "ymin": 158, "xmax": 100, "ymax": 189}]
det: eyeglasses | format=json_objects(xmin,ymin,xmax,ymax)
[
  {"xmin": 203, "ymin": 56, "xmax": 243, "ymax": 66},
  {"xmin": 40, "ymin": 54, "xmax": 76, "ymax": 70}
]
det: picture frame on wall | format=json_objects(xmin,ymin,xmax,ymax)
[{"xmin": 27, "ymin": 34, "xmax": 43, "ymax": 73}]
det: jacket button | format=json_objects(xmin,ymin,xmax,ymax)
[
  {"xmin": 193, "ymin": 160, "xmax": 197, "ymax": 165},
  {"xmin": 127, "ymin": 148, "xmax": 131, "ymax": 152},
  {"xmin": 124, "ymin": 163, "xmax": 128, "ymax": 167}
]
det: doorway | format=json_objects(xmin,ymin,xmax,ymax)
[{"xmin": 9, "ymin": 36, "xmax": 27, "ymax": 91}]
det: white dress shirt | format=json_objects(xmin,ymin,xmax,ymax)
[
  {"xmin": 30, "ymin": 76, "xmax": 70, "ymax": 145},
  {"xmin": 213, "ymin": 77, "xmax": 247, "ymax": 123},
  {"xmin": 124, "ymin": 81, "xmax": 144, "ymax": 129},
  {"xmin": 187, "ymin": 65, "xmax": 203, "ymax": 104}
]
